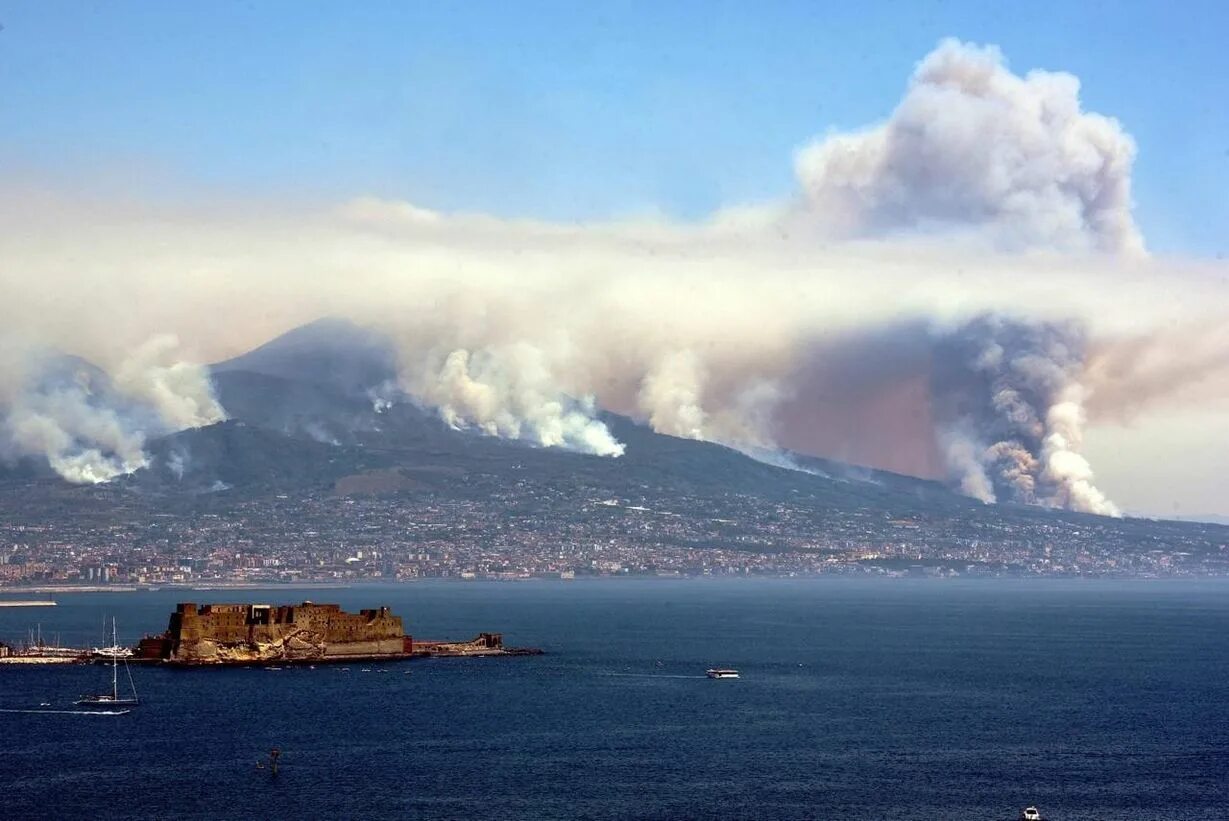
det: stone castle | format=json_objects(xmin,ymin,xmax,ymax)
[{"xmin": 139, "ymin": 602, "xmax": 412, "ymax": 664}]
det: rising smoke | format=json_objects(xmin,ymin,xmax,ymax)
[
  {"xmin": 0, "ymin": 337, "xmax": 225, "ymax": 484},
  {"xmin": 929, "ymin": 316, "xmax": 1119, "ymax": 515},
  {"xmin": 0, "ymin": 40, "xmax": 1223, "ymax": 515},
  {"xmin": 407, "ymin": 343, "xmax": 624, "ymax": 456},
  {"xmin": 639, "ymin": 351, "xmax": 708, "ymax": 440},
  {"xmin": 619, "ymin": 315, "xmax": 1122, "ymax": 515},
  {"xmin": 793, "ymin": 39, "xmax": 1144, "ymax": 254}
]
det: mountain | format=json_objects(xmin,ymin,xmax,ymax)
[
  {"xmin": 134, "ymin": 420, "xmax": 396, "ymax": 493},
  {"xmin": 4, "ymin": 318, "xmax": 1227, "ymax": 580},
  {"xmin": 115, "ymin": 318, "xmax": 1176, "ymax": 522},
  {"xmin": 196, "ymin": 324, "xmax": 1229, "ymax": 539},
  {"xmin": 1172, "ymin": 514, "xmax": 1229, "ymax": 527},
  {"xmin": 131, "ymin": 318, "xmax": 968, "ymax": 512},
  {"xmin": 0, "ymin": 317, "xmax": 1195, "ymax": 529},
  {"xmin": 212, "ymin": 317, "xmax": 399, "ymax": 397}
]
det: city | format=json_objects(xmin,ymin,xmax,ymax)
[{"xmin": 3, "ymin": 475, "xmax": 1227, "ymax": 589}]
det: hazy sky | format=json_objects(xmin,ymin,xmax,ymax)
[
  {"xmin": 2, "ymin": 1, "xmax": 1227, "ymax": 255},
  {"xmin": 1, "ymin": 3, "xmax": 1227, "ymax": 518}
]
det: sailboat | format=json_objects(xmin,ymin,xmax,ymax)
[{"xmin": 76, "ymin": 618, "xmax": 139, "ymax": 708}]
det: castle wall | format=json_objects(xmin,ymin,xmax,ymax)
[{"xmin": 163, "ymin": 602, "xmax": 409, "ymax": 663}]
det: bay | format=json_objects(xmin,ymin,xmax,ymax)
[{"xmin": 1, "ymin": 578, "xmax": 1227, "ymax": 820}]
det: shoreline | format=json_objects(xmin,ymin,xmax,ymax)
[
  {"xmin": 0, "ymin": 582, "xmax": 355, "ymax": 595},
  {"xmin": 4, "ymin": 576, "xmax": 1229, "ymax": 597}
]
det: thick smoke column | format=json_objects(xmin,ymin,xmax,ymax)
[
  {"xmin": 403, "ymin": 343, "xmax": 623, "ymax": 457},
  {"xmin": 3, "ymin": 373, "xmax": 149, "ymax": 483},
  {"xmin": 0, "ymin": 338, "xmax": 227, "ymax": 484},
  {"xmin": 4, "ymin": 39, "xmax": 1221, "ymax": 514},
  {"xmin": 115, "ymin": 335, "xmax": 227, "ymax": 430},
  {"xmin": 793, "ymin": 39, "xmax": 1144, "ymax": 254},
  {"xmin": 932, "ymin": 316, "xmax": 1119, "ymax": 515},
  {"xmin": 624, "ymin": 315, "xmax": 1121, "ymax": 517},
  {"xmin": 639, "ymin": 351, "xmax": 707, "ymax": 440}
]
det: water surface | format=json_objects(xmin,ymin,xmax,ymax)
[{"xmin": 1, "ymin": 579, "xmax": 1226, "ymax": 820}]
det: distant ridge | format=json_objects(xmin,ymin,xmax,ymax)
[
  {"xmin": 203, "ymin": 318, "xmax": 969, "ymax": 505},
  {"xmin": 212, "ymin": 317, "xmax": 399, "ymax": 397},
  {"xmin": 2, "ymin": 317, "xmax": 1227, "ymax": 579},
  {"xmin": 7, "ymin": 317, "xmax": 1227, "ymax": 544}
]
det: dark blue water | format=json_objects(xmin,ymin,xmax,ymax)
[{"xmin": 1, "ymin": 579, "xmax": 1227, "ymax": 820}]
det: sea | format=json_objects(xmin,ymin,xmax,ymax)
[{"xmin": 1, "ymin": 578, "xmax": 1227, "ymax": 820}]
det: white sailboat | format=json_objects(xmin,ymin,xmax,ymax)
[{"xmin": 76, "ymin": 618, "xmax": 139, "ymax": 707}]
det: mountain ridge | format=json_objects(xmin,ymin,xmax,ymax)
[{"xmin": 107, "ymin": 318, "xmax": 1229, "ymax": 531}]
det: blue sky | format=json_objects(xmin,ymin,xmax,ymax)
[{"xmin": 1, "ymin": 1, "xmax": 1226, "ymax": 255}]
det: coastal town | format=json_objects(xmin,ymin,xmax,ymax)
[{"xmin": 2, "ymin": 476, "xmax": 1227, "ymax": 589}]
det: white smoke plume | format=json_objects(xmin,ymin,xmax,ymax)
[
  {"xmin": 114, "ymin": 335, "xmax": 227, "ymax": 430},
  {"xmin": 0, "ymin": 337, "xmax": 227, "ymax": 484},
  {"xmin": 711, "ymin": 379, "xmax": 789, "ymax": 451},
  {"xmin": 793, "ymin": 39, "xmax": 1144, "ymax": 254},
  {"xmin": 3, "ymin": 380, "xmax": 149, "ymax": 483},
  {"xmin": 404, "ymin": 344, "xmax": 623, "ymax": 457},
  {"xmin": 367, "ymin": 380, "xmax": 400, "ymax": 414},
  {"xmin": 639, "ymin": 351, "xmax": 707, "ymax": 440},
  {"xmin": 939, "ymin": 425, "xmax": 996, "ymax": 503},
  {"xmin": 167, "ymin": 447, "xmax": 188, "ymax": 481},
  {"xmin": 1041, "ymin": 386, "xmax": 1118, "ymax": 515},
  {"xmin": 1, "ymin": 39, "xmax": 1225, "ymax": 514}
]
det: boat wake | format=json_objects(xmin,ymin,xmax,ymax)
[
  {"xmin": 598, "ymin": 672, "xmax": 708, "ymax": 679},
  {"xmin": 0, "ymin": 708, "xmax": 132, "ymax": 716}
]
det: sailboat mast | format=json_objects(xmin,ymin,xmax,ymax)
[
  {"xmin": 125, "ymin": 648, "xmax": 138, "ymax": 702},
  {"xmin": 111, "ymin": 618, "xmax": 119, "ymax": 699}
]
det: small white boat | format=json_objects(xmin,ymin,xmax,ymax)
[
  {"xmin": 0, "ymin": 708, "xmax": 132, "ymax": 716},
  {"xmin": 706, "ymin": 668, "xmax": 739, "ymax": 679},
  {"xmin": 1020, "ymin": 807, "xmax": 1044, "ymax": 821}
]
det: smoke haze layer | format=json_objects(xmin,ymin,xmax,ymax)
[{"xmin": 1, "ymin": 40, "xmax": 1226, "ymax": 515}]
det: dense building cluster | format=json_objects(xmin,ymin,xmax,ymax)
[{"xmin": 1, "ymin": 474, "xmax": 1227, "ymax": 589}]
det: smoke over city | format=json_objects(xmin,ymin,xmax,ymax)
[{"xmin": 1, "ymin": 40, "xmax": 1225, "ymax": 516}]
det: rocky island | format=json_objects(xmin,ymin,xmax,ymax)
[{"xmin": 135, "ymin": 601, "xmax": 540, "ymax": 665}]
